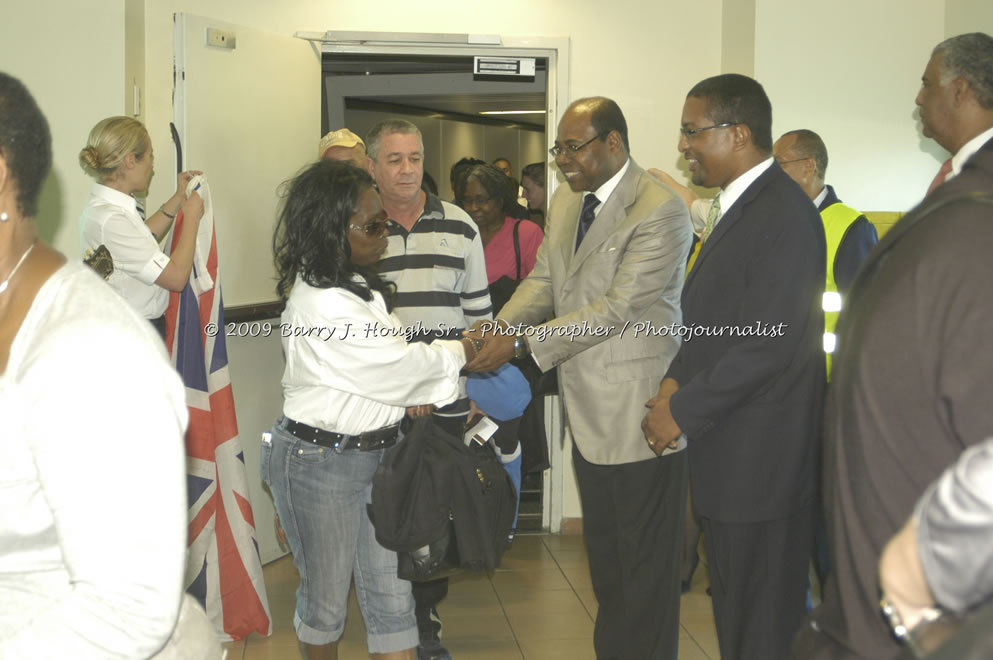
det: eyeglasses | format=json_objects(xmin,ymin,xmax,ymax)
[
  {"xmin": 679, "ymin": 122, "xmax": 738, "ymax": 138},
  {"xmin": 775, "ymin": 157, "xmax": 810, "ymax": 166},
  {"xmin": 349, "ymin": 218, "xmax": 390, "ymax": 236},
  {"xmin": 549, "ymin": 133, "xmax": 605, "ymax": 158},
  {"xmin": 461, "ymin": 195, "xmax": 493, "ymax": 208}
]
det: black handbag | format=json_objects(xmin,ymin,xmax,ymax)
[{"xmin": 487, "ymin": 220, "xmax": 524, "ymax": 315}]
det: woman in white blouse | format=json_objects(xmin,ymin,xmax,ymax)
[
  {"xmin": 265, "ymin": 159, "xmax": 480, "ymax": 660},
  {"xmin": 78, "ymin": 116, "xmax": 204, "ymax": 336}
]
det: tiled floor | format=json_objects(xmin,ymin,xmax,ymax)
[{"xmin": 224, "ymin": 534, "xmax": 719, "ymax": 659}]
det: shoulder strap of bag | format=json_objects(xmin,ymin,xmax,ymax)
[{"xmin": 513, "ymin": 220, "xmax": 522, "ymax": 281}]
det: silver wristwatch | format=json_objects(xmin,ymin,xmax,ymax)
[{"xmin": 512, "ymin": 334, "xmax": 529, "ymax": 360}]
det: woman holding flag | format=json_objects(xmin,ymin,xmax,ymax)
[{"xmin": 78, "ymin": 115, "xmax": 203, "ymax": 337}]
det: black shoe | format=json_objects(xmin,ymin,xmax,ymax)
[
  {"xmin": 417, "ymin": 638, "xmax": 452, "ymax": 660},
  {"xmin": 680, "ymin": 552, "xmax": 699, "ymax": 594},
  {"xmin": 417, "ymin": 607, "xmax": 450, "ymax": 659}
]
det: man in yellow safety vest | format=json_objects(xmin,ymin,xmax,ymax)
[{"xmin": 773, "ymin": 129, "xmax": 878, "ymax": 379}]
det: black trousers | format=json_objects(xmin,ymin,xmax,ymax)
[
  {"xmin": 700, "ymin": 501, "xmax": 814, "ymax": 660},
  {"xmin": 573, "ymin": 444, "xmax": 687, "ymax": 660},
  {"xmin": 411, "ymin": 412, "xmax": 467, "ymax": 639}
]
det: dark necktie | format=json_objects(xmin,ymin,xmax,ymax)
[
  {"xmin": 927, "ymin": 158, "xmax": 953, "ymax": 195},
  {"xmin": 575, "ymin": 193, "xmax": 600, "ymax": 252}
]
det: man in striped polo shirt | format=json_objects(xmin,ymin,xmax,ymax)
[{"xmin": 365, "ymin": 118, "xmax": 492, "ymax": 660}]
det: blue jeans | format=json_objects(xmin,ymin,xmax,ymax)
[{"xmin": 261, "ymin": 418, "xmax": 417, "ymax": 652}]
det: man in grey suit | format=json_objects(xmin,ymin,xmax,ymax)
[{"xmin": 466, "ymin": 96, "xmax": 693, "ymax": 659}]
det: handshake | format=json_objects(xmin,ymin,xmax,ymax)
[{"xmin": 460, "ymin": 319, "xmax": 527, "ymax": 373}]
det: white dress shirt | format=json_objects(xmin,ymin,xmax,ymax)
[
  {"xmin": 687, "ymin": 158, "xmax": 775, "ymax": 234},
  {"xmin": 78, "ymin": 183, "xmax": 171, "ymax": 319},
  {"xmin": 587, "ymin": 158, "xmax": 631, "ymax": 219},
  {"xmin": 712, "ymin": 157, "xmax": 775, "ymax": 228},
  {"xmin": 813, "ymin": 186, "xmax": 829, "ymax": 209},
  {"xmin": 281, "ymin": 275, "xmax": 468, "ymax": 435},
  {"xmin": 950, "ymin": 124, "xmax": 993, "ymax": 180}
]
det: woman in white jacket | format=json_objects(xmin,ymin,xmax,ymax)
[{"xmin": 264, "ymin": 159, "xmax": 481, "ymax": 660}]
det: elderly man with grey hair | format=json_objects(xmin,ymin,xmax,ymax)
[
  {"xmin": 916, "ymin": 32, "xmax": 993, "ymax": 193},
  {"xmin": 792, "ymin": 32, "xmax": 993, "ymax": 660}
]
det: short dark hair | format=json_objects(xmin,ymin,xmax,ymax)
[
  {"xmin": 455, "ymin": 164, "xmax": 517, "ymax": 216},
  {"xmin": 449, "ymin": 156, "xmax": 485, "ymax": 189},
  {"xmin": 365, "ymin": 118, "xmax": 423, "ymax": 160},
  {"xmin": 688, "ymin": 74, "xmax": 773, "ymax": 152},
  {"xmin": 933, "ymin": 32, "xmax": 993, "ymax": 109},
  {"xmin": 780, "ymin": 129, "xmax": 828, "ymax": 180},
  {"xmin": 521, "ymin": 162, "xmax": 546, "ymax": 187},
  {"xmin": 573, "ymin": 96, "xmax": 630, "ymax": 153},
  {"xmin": 272, "ymin": 159, "xmax": 394, "ymax": 305},
  {"xmin": 0, "ymin": 73, "xmax": 52, "ymax": 218}
]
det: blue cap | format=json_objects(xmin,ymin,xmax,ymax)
[{"xmin": 466, "ymin": 363, "xmax": 532, "ymax": 421}]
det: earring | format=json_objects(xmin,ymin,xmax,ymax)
[{"xmin": 0, "ymin": 212, "xmax": 8, "ymax": 222}]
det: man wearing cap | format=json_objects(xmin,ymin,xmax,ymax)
[{"xmin": 318, "ymin": 128, "xmax": 367, "ymax": 168}]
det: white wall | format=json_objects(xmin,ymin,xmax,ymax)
[
  {"xmin": 140, "ymin": 0, "xmax": 723, "ymax": 228},
  {"xmin": 0, "ymin": 0, "xmax": 125, "ymax": 254},
  {"xmin": 226, "ymin": 330, "xmax": 286, "ymax": 563},
  {"xmin": 946, "ymin": 0, "xmax": 993, "ymax": 37},
  {"xmin": 754, "ymin": 0, "xmax": 946, "ymax": 212}
]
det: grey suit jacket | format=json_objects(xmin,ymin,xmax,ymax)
[{"xmin": 499, "ymin": 159, "xmax": 692, "ymax": 465}]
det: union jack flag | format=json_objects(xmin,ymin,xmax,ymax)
[{"xmin": 165, "ymin": 180, "xmax": 271, "ymax": 642}]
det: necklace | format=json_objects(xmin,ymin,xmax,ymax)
[{"xmin": 0, "ymin": 242, "xmax": 35, "ymax": 295}]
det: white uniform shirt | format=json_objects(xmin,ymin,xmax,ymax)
[
  {"xmin": 281, "ymin": 275, "xmax": 467, "ymax": 435},
  {"xmin": 78, "ymin": 183, "xmax": 170, "ymax": 318}
]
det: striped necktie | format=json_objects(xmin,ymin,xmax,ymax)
[{"xmin": 700, "ymin": 196, "xmax": 722, "ymax": 243}]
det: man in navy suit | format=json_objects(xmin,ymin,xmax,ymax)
[{"xmin": 643, "ymin": 74, "xmax": 826, "ymax": 660}]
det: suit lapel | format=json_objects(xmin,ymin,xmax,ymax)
[
  {"xmin": 552, "ymin": 189, "xmax": 581, "ymax": 280},
  {"xmin": 685, "ymin": 163, "xmax": 778, "ymax": 289},
  {"xmin": 566, "ymin": 161, "xmax": 641, "ymax": 279}
]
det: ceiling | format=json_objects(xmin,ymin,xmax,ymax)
[{"xmin": 324, "ymin": 54, "xmax": 548, "ymax": 128}]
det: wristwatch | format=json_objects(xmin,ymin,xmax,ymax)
[
  {"xmin": 879, "ymin": 594, "xmax": 911, "ymax": 642},
  {"xmin": 512, "ymin": 333, "xmax": 530, "ymax": 360},
  {"xmin": 880, "ymin": 593, "xmax": 948, "ymax": 656}
]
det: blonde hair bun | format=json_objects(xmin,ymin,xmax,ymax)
[{"xmin": 79, "ymin": 116, "xmax": 149, "ymax": 182}]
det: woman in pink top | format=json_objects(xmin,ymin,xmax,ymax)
[
  {"xmin": 455, "ymin": 164, "xmax": 543, "ymax": 314},
  {"xmin": 456, "ymin": 164, "xmax": 546, "ymax": 539}
]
